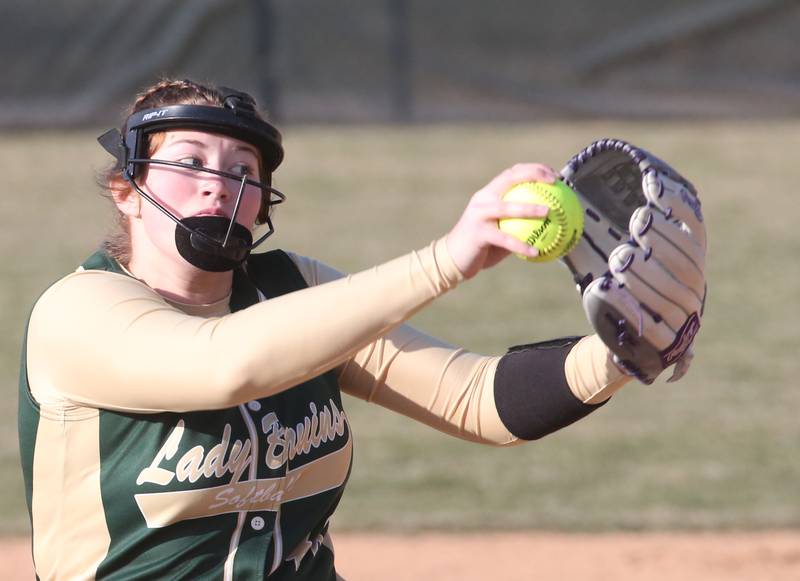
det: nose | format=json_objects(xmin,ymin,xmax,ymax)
[{"xmin": 199, "ymin": 172, "xmax": 232, "ymax": 200}]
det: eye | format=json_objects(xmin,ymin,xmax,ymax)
[
  {"xmin": 178, "ymin": 156, "xmax": 204, "ymax": 168},
  {"xmin": 230, "ymin": 163, "xmax": 256, "ymax": 177}
]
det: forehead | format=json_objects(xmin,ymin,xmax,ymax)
[{"xmin": 159, "ymin": 130, "xmax": 260, "ymax": 157}]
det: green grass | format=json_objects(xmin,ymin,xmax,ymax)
[{"xmin": 1, "ymin": 121, "xmax": 798, "ymax": 535}]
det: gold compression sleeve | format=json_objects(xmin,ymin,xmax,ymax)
[
  {"xmin": 565, "ymin": 335, "xmax": 632, "ymax": 404},
  {"xmin": 291, "ymin": 254, "xmax": 631, "ymax": 445},
  {"xmin": 342, "ymin": 326, "xmax": 513, "ymax": 445},
  {"xmin": 26, "ymin": 239, "xmax": 463, "ymax": 413},
  {"xmin": 289, "ymin": 253, "xmax": 513, "ymax": 444},
  {"xmin": 340, "ymin": 331, "xmax": 630, "ymax": 444}
]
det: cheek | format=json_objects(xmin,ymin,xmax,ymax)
[
  {"xmin": 234, "ymin": 186, "xmax": 264, "ymax": 227},
  {"xmin": 143, "ymin": 168, "xmax": 196, "ymax": 216},
  {"xmin": 140, "ymin": 201, "xmax": 179, "ymax": 243}
]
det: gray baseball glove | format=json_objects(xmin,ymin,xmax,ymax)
[{"xmin": 560, "ymin": 139, "xmax": 706, "ymax": 384}]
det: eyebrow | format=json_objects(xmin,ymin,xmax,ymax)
[{"xmin": 164, "ymin": 138, "xmax": 260, "ymax": 158}]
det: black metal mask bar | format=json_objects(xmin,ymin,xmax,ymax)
[{"xmin": 223, "ymin": 174, "xmax": 249, "ymax": 248}]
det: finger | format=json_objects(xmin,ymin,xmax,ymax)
[
  {"xmin": 486, "ymin": 227, "xmax": 540, "ymax": 259},
  {"xmin": 630, "ymin": 207, "xmax": 705, "ymax": 299},
  {"xmin": 480, "ymin": 164, "xmax": 559, "ymax": 199},
  {"xmin": 473, "ymin": 220, "xmax": 539, "ymax": 258},
  {"xmin": 609, "ymin": 244, "xmax": 702, "ymax": 330},
  {"xmin": 484, "ymin": 200, "xmax": 550, "ymax": 221},
  {"xmin": 643, "ymin": 171, "xmax": 706, "ymax": 251},
  {"xmin": 459, "ymin": 199, "xmax": 548, "ymax": 224}
]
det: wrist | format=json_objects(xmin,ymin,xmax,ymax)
[
  {"xmin": 442, "ymin": 233, "xmax": 473, "ymax": 281},
  {"xmin": 434, "ymin": 236, "xmax": 467, "ymax": 287},
  {"xmin": 565, "ymin": 335, "xmax": 632, "ymax": 404}
]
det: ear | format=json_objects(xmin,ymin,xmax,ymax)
[{"xmin": 110, "ymin": 177, "xmax": 141, "ymax": 218}]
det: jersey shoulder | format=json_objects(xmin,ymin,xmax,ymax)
[{"xmin": 281, "ymin": 251, "xmax": 346, "ymax": 287}]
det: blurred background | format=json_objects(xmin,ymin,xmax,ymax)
[
  {"xmin": 1, "ymin": 0, "xmax": 798, "ymax": 545},
  {"xmin": 4, "ymin": 0, "xmax": 800, "ymax": 126}
]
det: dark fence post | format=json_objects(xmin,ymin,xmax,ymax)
[
  {"xmin": 387, "ymin": 0, "xmax": 413, "ymax": 122},
  {"xmin": 252, "ymin": 0, "xmax": 282, "ymax": 121}
]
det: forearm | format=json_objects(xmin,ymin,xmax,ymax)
[
  {"xmin": 27, "ymin": 238, "xmax": 463, "ymax": 412},
  {"xmin": 565, "ymin": 334, "xmax": 631, "ymax": 404},
  {"xmin": 494, "ymin": 335, "xmax": 630, "ymax": 440},
  {"xmin": 340, "ymin": 329, "xmax": 630, "ymax": 445},
  {"xmin": 340, "ymin": 324, "xmax": 516, "ymax": 445}
]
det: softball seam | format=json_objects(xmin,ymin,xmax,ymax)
[{"xmin": 532, "ymin": 183, "xmax": 570, "ymax": 257}]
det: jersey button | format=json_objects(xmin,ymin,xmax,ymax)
[
  {"xmin": 247, "ymin": 401, "xmax": 262, "ymax": 412},
  {"xmin": 251, "ymin": 516, "xmax": 265, "ymax": 530}
]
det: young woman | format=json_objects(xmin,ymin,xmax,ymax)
[{"xmin": 19, "ymin": 79, "xmax": 629, "ymax": 580}]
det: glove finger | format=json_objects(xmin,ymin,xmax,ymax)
[
  {"xmin": 584, "ymin": 276, "xmax": 676, "ymax": 351},
  {"xmin": 584, "ymin": 278, "xmax": 675, "ymax": 383},
  {"xmin": 643, "ymin": 171, "xmax": 706, "ymax": 251},
  {"xmin": 630, "ymin": 207, "xmax": 705, "ymax": 299},
  {"xmin": 631, "ymin": 206, "xmax": 705, "ymax": 267},
  {"xmin": 609, "ymin": 244, "xmax": 702, "ymax": 330}
]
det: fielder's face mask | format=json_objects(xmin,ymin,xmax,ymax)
[{"xmin": 98, "ymin": 89, "xmax": 285, "ymax": 272}]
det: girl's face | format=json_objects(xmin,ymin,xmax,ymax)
[{"xmin": 135, "ymin": 130, "xmax": 264, "ymax": 268}]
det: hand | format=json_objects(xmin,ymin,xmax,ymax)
[
  {"xmin": 557, "ymin": 139, "xmax": 705, "ymax": 384},
  {"xmin": 583, "ymin": 161, "xmax": 706, "ymax": 384},
  {"xmin": 446, "ymin": 163, "xmax": 558, "ymax": 279}
]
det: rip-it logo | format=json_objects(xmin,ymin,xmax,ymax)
[{"xmin": 142, "ymin": 109, "xmax": 169, "ymax": 122}]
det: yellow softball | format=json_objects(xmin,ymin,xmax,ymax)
[{"xmin": 498, "ymin": 180, "xmax": 584, "ymax": 262}]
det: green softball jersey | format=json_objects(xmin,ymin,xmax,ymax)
[{"xmin": 19, "ymin": 238, "xmax": 627, "ymax": 579}]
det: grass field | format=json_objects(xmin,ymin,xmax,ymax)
[{"xmin": 1, "ymin": 121, "xmax": 798, "ymax": 536}]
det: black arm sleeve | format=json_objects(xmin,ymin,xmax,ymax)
[{"xmin": 494, "ymin": 336, "xmax": 608, "ymax": 440}]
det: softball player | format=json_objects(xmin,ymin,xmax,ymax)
[{"xmin": 19, "ymin": 79, "xmax": 639, "ymax": 580}]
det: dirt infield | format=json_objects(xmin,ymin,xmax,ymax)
[{"xmin": 4, "ymin": 531, "xmax": 799, "ymax": 580}]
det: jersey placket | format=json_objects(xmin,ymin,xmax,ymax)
[{"xmin": 223, "ymin": 402, "xmax": 265, "ymax": 580}]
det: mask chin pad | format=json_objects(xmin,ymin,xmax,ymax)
[{"xmin": 175, "ymin": 216, "xmax": 253, "ymax": 272}]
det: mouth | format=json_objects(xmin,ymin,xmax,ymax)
[{"xmin": 194, "ymin": 209, "xmax": 230, "ymax": 219}]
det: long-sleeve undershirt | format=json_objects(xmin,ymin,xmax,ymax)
[{"xmin": 26, "ymin": 238, "xmax": 628, "ymax": 446}]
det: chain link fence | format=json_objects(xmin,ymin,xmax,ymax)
[{"xmin": 1, "ymin": 0, "xmax": 798, "ymax": 127}]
